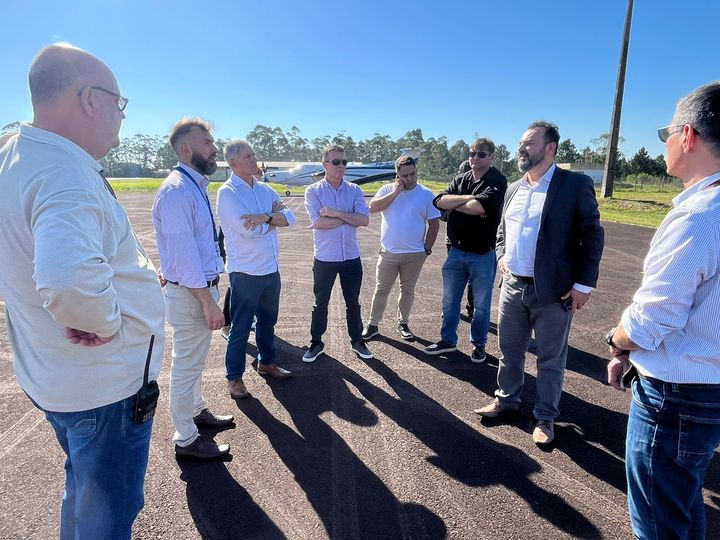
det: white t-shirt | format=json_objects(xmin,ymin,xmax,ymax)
[{"xmin": 372, "ymin": 183, "xmax": 441, "ymax": 253}]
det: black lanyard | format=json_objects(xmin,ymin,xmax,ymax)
[{"xmin": 174, "ymin": 166, "xmax": 218, "ymax": 243}]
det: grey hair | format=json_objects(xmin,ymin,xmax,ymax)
[
  {"xmin": 673, "ymin": 81, "xmax": 720, "ymax": 158},
  {"xmin": 224, "ymin": 139, "xmax": 253, "ymax": 162}
]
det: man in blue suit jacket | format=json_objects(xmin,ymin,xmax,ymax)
[{"xmin": 474, "ymin": 121, "xmax": 604, "ymax": 446}]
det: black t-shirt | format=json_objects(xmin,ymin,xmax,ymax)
[{"xmin": 433, "ymin": 167, "xmax": 508, "ymax": 255}]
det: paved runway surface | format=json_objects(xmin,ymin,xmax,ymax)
[{"xmin": 1, "ymin": 193, "xmax": 718, "ymax": 539}]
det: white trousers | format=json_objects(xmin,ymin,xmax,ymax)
[{"xmin": 165, "ymin": 283, "xmax": 218, "ymax": 446}]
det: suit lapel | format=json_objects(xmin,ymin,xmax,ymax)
[{"xmin": 540, "ymin": 166, "xmax": 565, "ymax": 227}]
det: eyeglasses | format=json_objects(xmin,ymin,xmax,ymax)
[
  {"xmin": 78, "ymin": 86, "xmax": 129, "ymax": 112},
  {"xmin": 657, "ymin": 124, "xmax": 700, "ymax": 143},
  {"xmin": 469, "ymin": 151, "xmax": 490, "ymax": 158},
  {"xmin": 324, "ymin": 159, "xmax": 348, "ymax": 166}
]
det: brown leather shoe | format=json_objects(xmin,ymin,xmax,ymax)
[
  {"xmin": 175, "ymin": 435, "xmax": 230, "ymax": 459},
  {"xmin": 193, "ymin": 408, "xmax": 234, "ymax": 428},
  {"xmin": 228, "ymin": 379, "xmax": 250, "ymax": 399},
  {"xmin": 533, "ymin": 420, "xmax": 555, "ymax": 446},
  {"xmin": 257, "ymin": 363, "xmax": 292, "ymax": 379}
]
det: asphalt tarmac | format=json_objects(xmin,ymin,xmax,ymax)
[{"xmin": 1, "ymin": 192, "xmax": 718, "ymax": 539}]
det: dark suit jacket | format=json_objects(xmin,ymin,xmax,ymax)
[{"xmin": 496, "ymin": 166, "xmax": 604, "ymax": 305}]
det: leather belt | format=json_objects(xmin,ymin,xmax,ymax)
[
  {"xmin": 512, "ymin": 274, "xmax": 534, "ymax": 284},
  {"xmin": 168, "ymin": 276, "xmax": 219, "ymax": 288}
]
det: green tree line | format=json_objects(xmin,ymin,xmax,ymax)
[{"xmin": 1, "ymin": 121, "xmax": 668, "ymax": 181}]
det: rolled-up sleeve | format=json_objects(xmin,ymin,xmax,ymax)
[
  {"xmin": 272, "ymin": 191, "xmax": 296, "ymax": 226},
  {"xmin": 622, "ymin": 211, "xmax": 711, "ymax": 350},
  {"xmin": 32, "ymin": 186, "xmax": 121, "ymax": 337}
]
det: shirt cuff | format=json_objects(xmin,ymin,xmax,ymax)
[
  {"xmin": 621, "ymin": 305, "xmax": 660, "ymax": 351},
  {"xmin": 179, "ymin": 271, "xmax": 208, "ymax": 288},
  {"xmin": 573, "ymin": 283, "xmax": 593, "ymax": 294}
]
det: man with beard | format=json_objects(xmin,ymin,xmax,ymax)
[
  {"xmin": 152, "ymin": 118, "xmax": 233, "ymax": 459},
  {"xmin": 474, "ymin": 121, "xmax": 604, "ymax": 446},
  {"xmin": 425, "ymin": 138, "xmax": 507, "ymax": 363},
  {"xmin": 217, "ymin": 140, "xmax": 295, "ymax": 399}
]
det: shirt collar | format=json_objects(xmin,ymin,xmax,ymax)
[
  {"xmin": 673, "ymin": 170, "xmax": 720, "ymax": 207},
  {"xmin": 230, "ymin": 172, "xmax": 257, "ymax": 190},
  {"xmin": 176, "ymin": 162, "xmax": 209, "ymax": 188},
  {"xmin": 521, "ymin": 163, "xmax": 555, "ymax": 187},
  {"xmin": 321, "ymin": 177, "xmax": 346, "ymax": 191},
  {"xmin": 20, "ymin": 123, "xmax": 101, "ymax": 172}
]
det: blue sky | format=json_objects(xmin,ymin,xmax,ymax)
[{"xmin": 1, "ymin": 0, "xmax": 717, "ymax": 159}]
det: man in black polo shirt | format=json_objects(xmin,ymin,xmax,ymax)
[{"xmin": 425, "ymin": 138, "xmax": 507, "ymax": 362}]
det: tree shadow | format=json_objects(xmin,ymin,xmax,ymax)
[
  {"xmin": 237, "ymin": 338, "xmax": 447, "ymax": 539},
  {"xmin": 177, "ymin": 455, "xmax": 285, "ymax": 540}
]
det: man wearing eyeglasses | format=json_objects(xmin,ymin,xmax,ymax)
[
  {"xmin": 0, "ymin": 44, "xmax": 165, "ymax": 539},
  {"xmin": 303, "ymin": 144, "xmax": 373, "ymax": 362},
  {"xmin": 474, "ymin": 121, "xmax": 604, "ymax": 447},
  {"xmin": 605, "ymin": 82, "xmax": 720, "ymax": 540},
  {"xmin": 426, "ymin": 138, "xmax": 507, "ymax": 363},
  {"xmin": 152, "ymin": 118, "xmax": 234, "ymax": 460}
]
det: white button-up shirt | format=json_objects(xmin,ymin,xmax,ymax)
[
  {"xmin": 622, "ymin": 172, "xmax": 720, "ymax": 384},
  {"xmin": 216, "ymin": 174, "xmax": 295, "ymax": 275},
  {"xmin": 504, "ymin": 163, "xmax": 592, "ymax": 293},
  {"xmin": 152, "ymin": 164, "xmax": 224, "ymax": 288}
]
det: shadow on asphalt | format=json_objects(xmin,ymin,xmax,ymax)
[
  {"xmin": 239, "ymin": 336, "xmax": 601, "ymax": 539},
  {"xmin": 237, "ymin": 338, "xmax": 447, "ymax": 539},
  {"xmin": 177, "ymin": 455, "xmax": 285, "ymax": 539}
]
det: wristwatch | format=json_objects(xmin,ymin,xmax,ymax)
[
  {"xmin": 265, "ymin": 212, "xmax": 273, "ymax": 224},
  {"xmin": 604, "ymin": 327, "xmax": 618, "ymax": 347},
  {"xmin": 424, "ymin": 247, "xmax": 432, "ymax": 255},
  {"xmin": 605, "ymin": 326, "xmax": 630, "ymax": 354}
]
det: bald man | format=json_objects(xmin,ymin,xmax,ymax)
[{"xmin": 0, "ymin": 44, "xmax": 165, "ymax": 539}]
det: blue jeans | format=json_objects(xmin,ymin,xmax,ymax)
[
  {"xmin": 440, "ymin": 247, "xmax": 496, "ymax": 346},
  {"xmin": 38, "ymin": 394, "xmax": 153, "ymax": 540},
  {"xmin": 626, "ymin": 376, "xmax": 720, "ymax": 540},
  {"xmin": 310, "ymin": 257, "xmax": 363, "ymax": 345},
  {"xmin": 226, "ymin": 271, "xmax": 281, "ymax": 380}
]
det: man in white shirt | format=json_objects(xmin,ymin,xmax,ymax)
[
  {"xmin": 0, "ymin": 44, "xmax": 165, "ymax": 539},
  {"xmin": 216, "ymin": 140, "xmax": 295, "ymax": 398},
  {"xmin": 361, "ymin": 155, "xmax": 440, "ymax": 341},
  {"xmin": 606, "ymin": 82, "xmax": 720, "ymax": 540},
  {"xmin": 474, "ymin": 122, "xmax": 604, "ymax": 447},
  {"xmin": 152, "ymin": 118, "xmax": 233, "ymax": 460}
]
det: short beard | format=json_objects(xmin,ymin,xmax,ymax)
[{"xmin": 191, "ymin": 151, "xmax": 217, "ymax": 176}]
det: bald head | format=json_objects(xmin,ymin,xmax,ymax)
[
  {"xmin": 29, "ymin": 44, "xmax": 111, "ymax": 106},
  {"xmin": 28, "ymin": 43, "xmax": 125, "ymax": 159}
]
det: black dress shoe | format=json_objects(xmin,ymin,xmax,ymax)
[
  {"xmin": 193, "ymin": 408, "xmax": 234, "ymax": 428},
  {"xmin": 175, "ymin": 436, "xmax": 230, "ymax": 459}
]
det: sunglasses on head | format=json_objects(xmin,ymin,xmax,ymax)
[
  {"xmin": 469, "ymin": 151, "xmax": 490, "ymax": 158},
  {"xmin": 324, "ymin": 159, "xmax": 348, "ymax": 166}
]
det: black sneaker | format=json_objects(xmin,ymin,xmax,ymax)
[
  {"xmin": 396, "ymin": 323, "xmax": 415, "ymax": 341},
  {"xmin": 361, "ymin": 324, "xmax": 379, "ymax": 340},
  {"xmin": 351, "ymin": 341, "xmax": 374, "ymax": 359},
  {"xmin": 302, "ymin": 343, "xmax": 324, "ymax": 363},
  {"xmin": 471, "ymin": 345, "xmax": 486, "ymax": 364},
  {"xmin": 424, "ymin": 340, "xmax": 457, "ymax": 355}
]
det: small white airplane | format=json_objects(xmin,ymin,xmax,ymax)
[{"xmin": 264, "ymin": 149, "xmax": 422, "ymax": 188}]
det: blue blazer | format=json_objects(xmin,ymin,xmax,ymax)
[{"xmin": 496, "ymin": 166, "xmax": 604, "ymax": 305}]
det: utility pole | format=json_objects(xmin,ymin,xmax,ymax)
[{"xmin": 601, "ymin": 0, "xmax": 634, "ymax": 198}]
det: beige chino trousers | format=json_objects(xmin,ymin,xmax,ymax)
[{"xmin": 368, "ymin": 250, "xmax": 427, "ymax": 326}]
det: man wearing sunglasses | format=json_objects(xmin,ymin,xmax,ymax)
[
  {"xmin": 605, "ymin": 82, "xmax": 720, "ymax": 539},
  {"xmin": 304, "ymin": 144, "xmax": 373, "ymax": 361},
  {"xmin": 0, "ymin": 44, "xmax": 165, "ymax": 538},
  {"xmin": 474, "ymin": 121, "xmax": 604, "ymax": 447},
  {"xmin": 426, "ymin": 138, "xmax": 507, "ymax": 363}
]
